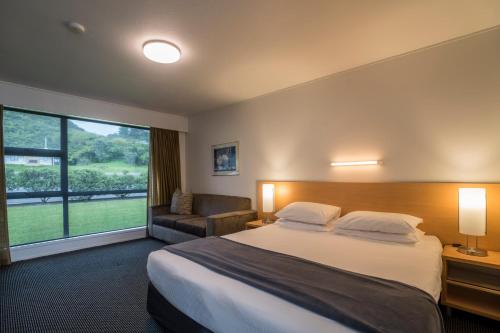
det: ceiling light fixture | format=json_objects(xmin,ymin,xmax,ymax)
[{"xmin": 142, "ymin": 40, "xmax": 181, "ymax": 64}]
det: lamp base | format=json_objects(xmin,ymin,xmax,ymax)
[
  {"xmin": 457, "ymin": 246, "xmax": 488, "ymax": 257},
  {"xmin": 264, "ymin": 216, "xmax": 273, "ymax": 224}
]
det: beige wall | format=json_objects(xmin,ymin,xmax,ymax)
[{"xmin": 187, "ymin": 28, "xmax": 500, "ymax": 207}]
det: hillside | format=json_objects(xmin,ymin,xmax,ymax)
[{"xmin": 3, "ymin": 110, "xmax": 149, "ymax": 166}]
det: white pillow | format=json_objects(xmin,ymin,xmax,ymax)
[
  {"xmin": 335, "ymin": 211, "xmax": 422, "ymax": 234},
  {"xmin": 275, "ymin": 202, "xmax": 341, "ymax": 225},
  {"xmin": 334, "ymin": 228, "xmax": 425, "ymax": 244},
  {"xmin": 276, "ymin": 218, "xmax": 336, "ymax": 232}
]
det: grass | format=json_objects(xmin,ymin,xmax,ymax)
[
  {"xmin": 7, "ymin": 161, "xmax": 147, "ymax": 175},
  {"xmin": 7, "ymin": 198, "xmax": 147, "ymax": 246},
  {"xmin": 70, "ymin": 161, "xmax": 147, "ymax": 174},
  {"xmin": 6, "ymin": 164, "xmax": 59, "ymax": 172}
]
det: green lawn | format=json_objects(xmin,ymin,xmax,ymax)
[
  {"xmin": 7, "ymin": 161, "xmax": 147, "ymax": 175},
  {"xmin": 7, "ymin": 198, "xmax": 147, "ymax": 246},
  {"xmin": 6, "ymin": 164, "xmax": 59, "ymax": 172},
  {"xmin": 70, "ymin": 161, "xmax": 147, "ymax": 175}
]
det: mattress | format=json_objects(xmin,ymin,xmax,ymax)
[{"xmin": 147, "ymin": 224, "xmax": 443, "ymax": 333}]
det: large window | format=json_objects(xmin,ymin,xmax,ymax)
[{"xmin": 4, "ymin": 108, "xmax": 149, "ymax": 246}]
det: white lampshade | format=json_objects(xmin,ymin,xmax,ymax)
[
  {"xmin": 459, "ymin": 188, "xmax": 486, "ymax": 236},
  {"xmin": 262, "ymin": 184, "xmax": 275, "ymax": 213}
]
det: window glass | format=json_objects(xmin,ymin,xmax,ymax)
[
  {"xmin": 68, "ymin": 120, "xmax": 149, "ymax": 192},
  {"xmin": 3, "ymin": 110, "xmax": 61, "ymax": 149},
  {"xmin": 7, "ymin": 197, "xmax": 64, "ymax": 245},
  {"xmin": 3, "ymin": 109, "xmax": 150, "ymax": 247},
  {"xmin": 5, "ymin": 156, "xmax": 61, "ymax": 193},
  {"xmin": 69, "ymin": 194, "xmax": 147, "ymax": 236}
]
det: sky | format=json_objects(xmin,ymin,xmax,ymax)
[{"xmin": 70, "ymin": 120, "xmax": 120, "ymax": 136}]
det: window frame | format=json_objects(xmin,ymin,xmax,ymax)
[{"xmin": 4, "ymin": 106, "xmax": 149, "ymax": 245}]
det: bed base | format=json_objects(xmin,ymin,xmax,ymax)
[{"xmin": 147, "ymin": 282, "xmax": 212, "ymax": 333}]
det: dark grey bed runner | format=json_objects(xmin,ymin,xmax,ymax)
[{"xmin": 163, "ymin": 236, "xmax": 443, "ymax": 333}]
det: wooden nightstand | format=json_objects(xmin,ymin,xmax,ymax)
[
  {"xmin": 245, "ymin": 220, "xmax": 272, "ymax": 230},
  {"xmin": 441, "ymin": 245, "xmax": 500, "ymax": 321}
]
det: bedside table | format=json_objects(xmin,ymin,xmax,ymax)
[
  {"xmin": 441, "ymin": 245, "xmax": 500, "ymax": 320},
  {"xmin": 245, "ymin": 220, "xmax": 272, "ymax": 230}
]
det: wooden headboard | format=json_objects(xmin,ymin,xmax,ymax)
[{"xmin": 256, "ymin": 181, "xmax": 500, "ymax": 251}]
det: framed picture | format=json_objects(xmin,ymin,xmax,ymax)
[{"xmin": 212, "ymin": 141, "xmax": 239, "ymax": 176}]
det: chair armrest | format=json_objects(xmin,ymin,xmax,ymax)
[
  {"xmin": 206, "ymin": 210, "xmax": 258, "ymax": 236},
  {"xmin": 149, "ymin": 204, "xmax": 171, "ymax": 217}
]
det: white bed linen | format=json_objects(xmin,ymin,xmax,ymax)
[{"xmin": 147, "ymin": 224, "xmax": 443, "ymax": 333}]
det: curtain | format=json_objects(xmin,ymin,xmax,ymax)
[
  {"xmin": 147, "ymin": 128, "xmax": 181, "ymax": 233},
  {"xmin": 0, "ymin": 105, "xmax": 11, "ymax": 266}
]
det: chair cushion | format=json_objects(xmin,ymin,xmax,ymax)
[
  {"xmin": 153, "ymin": 214, "xmax": 199, "ymax": 229},
  {"xmin": 175, "ymin": 217, "xmax": 208, "ymax": 238}
]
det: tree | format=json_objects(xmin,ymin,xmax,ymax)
[
  {"xmin": 107, "ymin": 171, "xmax": 148, "ymax": 199},
  {"xmin": 3, "ymin": 111, "xmax": 60, "ymax": 149},
  {"xmin": 69, "ymin": 169, "xmax": 108, "ymax": 200},
  {"xmin": 5, "ymin": 168, "xmax": 18, "ymax": 192},
  {"xmin": 116, "ymin": 127, "xmax": 148, "ymax": 142},
  {"xmin": 16, "ymin": 168, "xmax": 59, "ymax": 203},
  {"xmin": 124, "ymin": 142, "xmax": 149, "ymax": 166},
  {"xmin": 138, "ymin": 172, "xmax": 148, "ymax": 189}
]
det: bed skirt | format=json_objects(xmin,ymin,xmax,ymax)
[{"xmin": 147, "ymin": 282, "xmax": 213, "ymax": 333}]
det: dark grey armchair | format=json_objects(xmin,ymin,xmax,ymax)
[{"xmin": 149, "ymin": 193, "xmax": 257, "ymax": 244}]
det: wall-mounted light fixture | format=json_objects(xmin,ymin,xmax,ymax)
[{"xmin": 330, "ymin": 160, "xmax": 381, "ymax": 167}]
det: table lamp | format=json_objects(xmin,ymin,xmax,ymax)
[
  {"xmin": 262, "ymin": 184, "xmax": 275, "ymax": 224},
  {"xmin": 457, "ymin": 188, "xmax": 487, "ymax": 257}
]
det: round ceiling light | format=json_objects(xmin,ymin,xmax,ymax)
[{"xmin": 142, "ymin": 40, "xmax": 181, "ymax": 64}]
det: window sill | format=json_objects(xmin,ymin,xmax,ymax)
[{"xmin": 10, "ymin": 227, "xmax": 147, "ymax": 262}]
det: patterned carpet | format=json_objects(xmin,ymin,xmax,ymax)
[
  {"xmin": 0, "ymin": 238, "xmax": 498, "ymax": 333},
  {"xmin": 0, "ymin": 239, "xmax": 166, "ymax": 333},
  {"xmin": 442, "ymin": 309, "xmax": 499, "ymax": 333}
]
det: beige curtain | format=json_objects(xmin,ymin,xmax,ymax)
[
  {"xmin": 148, "ymin": 127, "xmax": 181, "ymax": 208},
  {"xmin": 0, "ymin": 105, "xmax": 11, "ymax": 266}
]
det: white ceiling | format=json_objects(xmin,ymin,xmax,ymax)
[{"xmin": 1, "ymin": 0, "xmax": 499, "ymax": 115}]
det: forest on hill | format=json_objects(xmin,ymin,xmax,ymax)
[
  {"xmin": 4, "ymin": 110, "xmax": 149, "ymax": 200},
  {"xmin": 4, "ymin": 111, "xmax": 149, "ymax": 166}
]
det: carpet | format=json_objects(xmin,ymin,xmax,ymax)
[{"xmin": 1, "ymin": 239, "xmax": 165, "ymax": 333}]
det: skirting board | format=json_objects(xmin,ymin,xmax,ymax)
[{"xmin": 10, "ymin": 226, "xmax": 147, "ymax": 262}]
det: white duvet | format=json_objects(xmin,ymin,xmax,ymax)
[{"xmin": 147, "ymin": 224, "xmax": 443, "ymax": 333}]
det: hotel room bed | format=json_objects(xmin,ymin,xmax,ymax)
[{"xmin": 147, "ymin": 224, "xmax": 443, "ymax": 333}]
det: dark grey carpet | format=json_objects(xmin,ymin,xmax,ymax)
[
  {"xmin": 0, "ymin": 239, "xmax": 166, "ymax": 333},
  {"xmin": 0, "ymin": 238, "xmax": 498, "ymax": 333},
  {"xmin": 442, "ymin": 308, "xmax": 500, "ymax": 333}
]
